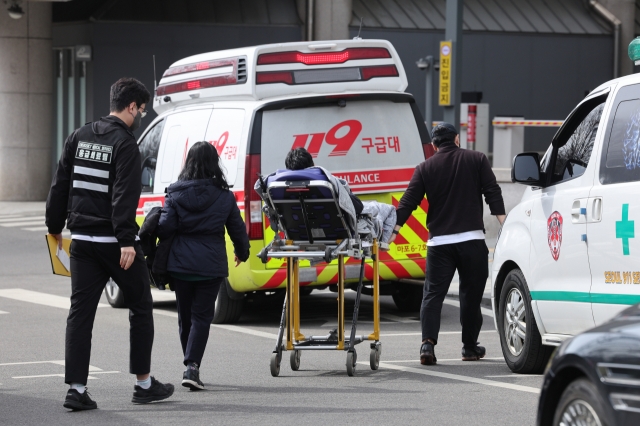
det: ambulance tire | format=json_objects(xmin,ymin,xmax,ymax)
[
  {"xmin": 392, "ymin": 283, "xmax": 423, "ymax": 312},
  {"xmin": 104, "ymin": 278, "xmax": 126, "ymax": 308},
  {"xmin": 212, "ymin": 279, "xmax": 245, "ymax": 324},
  {"xmin": 498, "ymin": 269, "xmax": 553, "ymax": 374}
]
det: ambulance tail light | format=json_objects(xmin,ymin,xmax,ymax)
[
  {"xmin": 157, "ymin": 75, "xmax": 238, "ymax": 96},
  {"xmin": 257, "ymin": 48, "xmax": 391, "ymax": 66},
  {"xmin": 244, "ymin": 154, "xmax": 263, "ymax": 240},
  {"xmin": 423, "ymin": 142, "xmax": 435, "ymax": 159},
  {"xmin": 256, "ymin": 65, "xmax": 399, "ymax": 86}
]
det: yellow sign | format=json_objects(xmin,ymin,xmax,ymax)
[
  {"xmin": 439, "ymin": 40, "xmax": 452, "ymax": 106},
  {"xmin": 46, "ymin": 234, "xmax": 72, "ymax": 277}
]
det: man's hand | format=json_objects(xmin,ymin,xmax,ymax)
[
  {"xmin": 120, "ymin": 246, "xmax": 136, "ymax": 270},
  {"xmin": 235, "ymin": 256, "xmax": 242, "ymax": 267},
  {"xmin": 497, "ymin": 214, "xmax": 506, "ymax": 226},
  {"xmin": 49, "ymin": 233, "xmax": 63, "ymax": 249},
  {"xmin": 387, "ymin": 225, "xmax": 401, "ymax": 245}
]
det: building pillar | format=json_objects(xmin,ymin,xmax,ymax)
[
  {"xmin": 600, "ymin": 0, "xmax": 635, "ymax": 76},
  {"xmin": 296, "ymin": 0, "xmax": 352, "ymax": 41},
  {"xmin": 0, "ymin": 2, "xmax": 52, "ymax": 201}
]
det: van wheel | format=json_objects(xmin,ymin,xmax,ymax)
[
  {"xmin": 392, "ymin": 283, "xmax": 423, "ymax": 312},
  {"xmin": 498, "ymin": 269, "xmax": 553, "ymax": 374},
  {"xmin": 213, "ymin": 279, "xmax": 245, "ymax": 324},
  {"xmin": 104, "ymin": 278, "xmax": 125, "ymax": 308}
]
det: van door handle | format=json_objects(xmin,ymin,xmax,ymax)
[
  {"xmin": 571, "ymin": 200, "xmax": 586, "ymax": 223},
  {"xmin": 590, "ymin": 197, "xmax": 603, "ymax": 222}
]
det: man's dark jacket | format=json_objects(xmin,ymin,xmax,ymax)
[
  {"xmin": 46, "ymin": 116, "xmax": 141, "ymax": 247},
  {"xmin": 396, "ymin": 143, "xmax": 505, "ymax": 237},
  {"xmin": 157, "ymin": 179, "xmax": 250, "ymax": 278}
]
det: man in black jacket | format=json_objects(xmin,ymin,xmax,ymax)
[
  {"xmin": 46, "ymin": 78, "xmax": 174, "ymax": 410},
  {"xmin": 390, "ymin": 123, "xmax": 506, "ymax": 365}
]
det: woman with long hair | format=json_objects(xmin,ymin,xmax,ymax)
[{"xmin": 157, "ymin": 141, "xmax": 249, "ymax": 391}]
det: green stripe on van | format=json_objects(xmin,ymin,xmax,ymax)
[{"xmin": 530, "ymin": 291, "xmax": 640, "ymax": 305}]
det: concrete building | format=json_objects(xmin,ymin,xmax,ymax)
[{"xmin": 0, "ymin": 0, "xmax": 638, "ymax": 200}]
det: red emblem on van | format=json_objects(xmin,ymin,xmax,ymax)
[{"xmin": 547, "ymin": 211, "xmax": 563, "ymax": 261}]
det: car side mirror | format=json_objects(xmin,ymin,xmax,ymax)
[
  {"xmin": 141, "ymin": 157, "xmax": 157, "ymax": 188},
  {"xmin": 512, "ymin": 152, "xmax": 542, "ymax": 186}
]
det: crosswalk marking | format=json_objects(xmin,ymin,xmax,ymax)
[
  {"xmin": 0, "ymin": 289, "xmax": 108, "ymax": 310},
  {"xmin": 21, "ymin": 226, "xmax": 49, "ymax": 232},
  {"xmin": 0, "ymin": 215, "xmax": 45, "ymax": 223},
  {"xmin": 0, "ymin": 310, "xmax": 8, "ymax": 314}
]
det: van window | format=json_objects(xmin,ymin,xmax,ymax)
[
  {"xmin": 204, "ymin": 109, "xmax": 245, "ymax": 187},
  {"xmin": 261, "ymin": 100, "xmax": 424, "ymax": 192},
  {"xmin": 541, "ymin": 102, "xmax": 604, "ymax": 185},
  {"xmin": 138, "ymin": 119, "xmax": 164, "ymax": 193},
  {"xmin": 601, "ymin": 99, "xmax": 640, "ymax": 184}
]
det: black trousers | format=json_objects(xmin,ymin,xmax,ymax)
[
  {"xmin": 421, "ymin": 239, "xmax": 488, "ymax": 348},
  {"xmin": 173, "ymin": 277, "xmax": 223, "ymax": 367},
  {"xmin": 66, "ymin": 240, "xmax": 154, "ymax": 385}
]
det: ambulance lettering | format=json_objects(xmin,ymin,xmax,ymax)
[
  {"xmin": 335, "ymin": 173, "xmax": 381, "ymax": 184},
  {"xmin": 291, "ymin": 120, "xmax": 401, "ymax": 157}
]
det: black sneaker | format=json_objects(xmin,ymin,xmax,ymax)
[
  {"xmin": 182, "ymin": 363, "xmax": 204, "ymax": 391},
  {"xmin": 63, "ymin": 388, "xmax": 97, "ymax": 411},
  {"xmin": 420, "ymin": 342, "xmax": 437, "ymax": 365},
  {"xmin": 131, "ymin": 376, "xmax": 175, "ymax": 404},
  {"xmin": 462, "ymin": 344, "xmax": 486, "ymax": 361}
]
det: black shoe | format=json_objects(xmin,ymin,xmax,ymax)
[
  {"xmin": 420, "ymin": 342, "xmax": 437, "ymax": 365},
  {"xmin": 462, "ymin": 344, "xmax": 486, "ymax": 361},
  {"xmin": 132, "ymin": 377, "xmax": 175, "ymax": 404},
  {"xmin": 182, "ymin": 363, "xmax": 204, "ymax": 391},
  {"xmin": 63, "ymin": 388, "xmax": 97, "ymax": 411}
]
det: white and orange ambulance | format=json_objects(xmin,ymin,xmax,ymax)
[{"xmin": 103, "ymin": 39, "xmax": 433, "ymax": 323}]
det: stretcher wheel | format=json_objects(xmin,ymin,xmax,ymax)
[
  {"xmin": 370, "ymin": 346, "xmax": 381, "ymax": 370},
  {"xmin": 270, "ymin": 352, "xmax": 281, "ymax": 377},
  {"xmin": 290, "ymin": 350, "xmax": 301, "ymax": 371},
  {"xmin": 346, "ymin": 350, "xmax": 357, "ymax": 376}
]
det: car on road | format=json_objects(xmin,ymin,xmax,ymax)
[
  {"xmin": 104, "ymin": 39, "xmax": 432, "ymax": 321},
  {"xmin": 493, "ymin": 73, "xmax": 640, "ymax": 374},
  {"xmin": 537, "ymin": 303, "xmax": 640, "ymax": 426}
]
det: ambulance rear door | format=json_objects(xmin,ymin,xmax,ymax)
[{"xmin": 259, "ymin": 94, "xmax": 430, "ymax": 277}]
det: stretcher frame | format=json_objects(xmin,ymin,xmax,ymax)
[{"xmin": 257, "ymin": 177, "xmax": 382, "ymax": 377}]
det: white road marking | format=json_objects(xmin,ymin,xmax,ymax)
[
  {"xmin": 380, "ymin": 314, "xmax": 419, "ymax": 323},
  {"xmin": 13, "ymin": 374, "xmax": 104, "ymax": 380},
  {"xmin": 0, "ymin": 214, "xmax": 22, "ymax": 220},
  {"xmin": 21, "ymin": 226, "xmax": 49, "ymax": 232},
  {"xmin": 379, "ymin": 357, "xmax": 505, "ymax": 363},
  {"xmin": 0, "ymin": 289, "xmax": 108, "ymax": 310},
  {"xmin": 0, "ymin": 310, "xmax": 8, "ymax": 314},
  {"xmin": 154, "ymin": 309, "xmax": 279, "ymax": 339},
  {"xmin": 443, "ymin": 298, "xmax": 494, "ymax": 318},
  {"xmin": 0, "ymin": 360, "xmax": 102, "ymax": 371},
  {"xmin": 380, "ymin": 330, "xmax": 497, "ymax": 337},
  {"xmin": 0, "ymin": 216, "xmax": 45, "ymax": 223},
  {"xmin": 377, "ymin": 362, "xmax": 540, "ymax": 394},
  {"xmin": 0, "ymin": 221, "xmax": 47, "ymax": 228},
  {"xmin": 485, "ymin": 374, "xmax": 543, "ymax": 378}
]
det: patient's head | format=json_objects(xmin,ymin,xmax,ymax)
[{"xmin": 285, "ymin": 147, "xmax": 314, "ymax": 170}]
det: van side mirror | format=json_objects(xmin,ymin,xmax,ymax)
[
  {"xmin": 141, "ymin": 157, "xmax": 157, "ymax": 188},
  {"xmin": 512, "ymin": 153, "xmax": 542, "ymax": 186}
]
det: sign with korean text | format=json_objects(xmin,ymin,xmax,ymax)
[{"xmin": 439, "ymin": 41, "xmax": 452, "ymax": 106}]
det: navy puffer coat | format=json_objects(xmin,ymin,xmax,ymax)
[{"xmin": 157, "ymin": 179, "xmax": 250, "ymax": 278}]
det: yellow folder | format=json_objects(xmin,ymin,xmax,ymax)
[{"xmin": 46, "ymin": 234, "xmax": 72, "ymax": 277}]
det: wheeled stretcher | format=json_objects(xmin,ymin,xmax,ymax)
[{"xmin": 256, "ymin": 168, "xmax": 382, "ymax": 377}]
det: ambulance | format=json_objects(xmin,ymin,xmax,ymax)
[
  {"xmin": 103, "ymin": 39, "xmax": 432, "ymax": 322},
  {"xmin": 493, "ymin": 75, "xmax": 640, "ymax": 373}
]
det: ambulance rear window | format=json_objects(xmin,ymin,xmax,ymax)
[{"xmin": 260, "ymin": 99, "xmax": 424, "ymax": 193}]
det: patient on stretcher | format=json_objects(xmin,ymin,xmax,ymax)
[{"xmin": 284, "ymin": 148, "xmax": 363, "ymax": 215}]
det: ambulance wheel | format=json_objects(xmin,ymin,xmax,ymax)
[
  {"xmin": 270, "ymin": 352, "xmax": 281, "ymax": 377},
  {"xmin": 392, "ymin": 283, "xmax": 423, "ymax": 312},
  {"xmin": 104, "ymin": 278, "xmax": 125, "ymax": 308},
  {"xmin": 290, "ymin": 350, "xmax": 301, "ymax": 371},
  {"xmin": 498, "ymin": 269, "xmax": 553, "ymax": 374},
  {"xmin": 370, "ymin": 343, "xmax": 381, "ymax": 370},
  {"xmin": 346, "ymin": 350, "xmax": 357, "ymax": 376},
  {"xmin": 212, "ymin": 280, "xmax": 244, "ymax": 324}
]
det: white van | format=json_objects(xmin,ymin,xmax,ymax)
[
  {"xmin": 493, "ymin": 75, "xmax": 640, "ymax": 373},
  {"xmin": 104, "ymin": 39, "xmax": 433, "ymax": 323}
]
